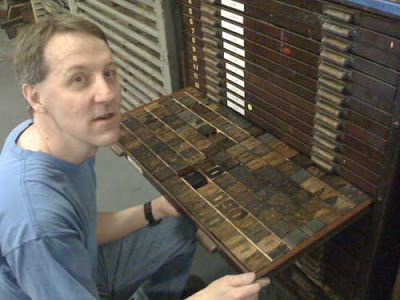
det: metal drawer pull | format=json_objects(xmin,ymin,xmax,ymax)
[
  {"xmin": 204, "ymin": 44, "xmax": 221, "ymax": 57},
  {"xmin": 311, "ymin": 155, "xmax": 334, "ymax": 172},
  {"xmin": 317, "ymin": 87, "xmax": 345, "ymax": 106},
  {"xmin": 321, "ymin": 35, "xmax": 352, "ymax": 52},
  {"xmin": 312, "ymin": 145, "xmax": 336, "ymax": 162},
  {"xmin": 319, "ymin": 76, "xmax": 347, "ymax": 94},
  {"xmin": 201, "ymin": 14, "xmax": 220, "ymax": 27},
  {"xmin": 320, "ymin": 48, "xmax": 350, "ymax": 67},
  {"xmin": 201, "ymin": 3, "xmax": 219, "ymax": 16},
  {"xmin": 322, "ymin": 21, "xmax": 352, "ymax": 38},
  {"xmin": 201, "ymin": 26, "xmax": 219, "ymax": 36},
  {"xmin": 319, "ymin": 61, "xmax": 349, "ymax": 80},
  {"xmin": 204, "ymin": 55, "xmax": 221, "ymax": 67},
  {"xmin": 315, "ymin": 112, "xmax": 342, "ymax": 129},
  {"xmin": 203, "ymin": 36, "xmax": 221, "ymax": 47},
  {"xmin": 323, "ymin": 7, "xmax": 353, "ymax": 22},
  {"xmin": 316, "ymin": 101, "xmax": 342, "ymax": 117},
  {"xmin": 206, "ymin": 74, "xmax": 223, "ymax": 86},
  {"xmin": 314, "ymin": 122, "xmax": 341, "ymax": 140},
  {"xmin": 205, "ymin": 65, "xmax": 222, "ymax": 77},
  {"xmin": 206, "ymin": 83, "xmax": 222, "ymax": 95},
  {"xmin": 202, "ymin": 0, "xmax": 217, "ymax": 4},
  {"xmin": 314, "ymin": 134, "xmax": 338, "ymax": 151}
]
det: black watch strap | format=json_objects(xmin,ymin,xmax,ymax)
[{"xmin": 144, "ymin": 201, "xmax": 161, "ymax": 226}]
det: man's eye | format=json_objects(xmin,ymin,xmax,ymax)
[
  {"xmin": 104, "ymin": 70, "xmax": 115, "ymax": 78},
  {"xmin": 74, "ymin": 76, "xmax": 84, "ymax": 83}
]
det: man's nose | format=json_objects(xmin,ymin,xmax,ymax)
[{"xmin": 94, "ymin": 76, "xmax": 115, "ymax": 103}]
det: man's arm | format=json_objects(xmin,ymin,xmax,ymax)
[{"xmin": 96, "ymin": 195, "xmax": 180, "ymax": 245}]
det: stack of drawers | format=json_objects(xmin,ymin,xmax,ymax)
[{"xmin": 182, "ymin": 0, "xmax": 400, "ymax": 198}]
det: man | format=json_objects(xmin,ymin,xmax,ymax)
[{"xmin": 0, "ymin": 16, "xmax": 269, "ymax": 299}]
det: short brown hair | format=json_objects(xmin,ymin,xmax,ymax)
[{"xmin": 14, "ymin": 15, "xmax": 108, "ymax": 85}]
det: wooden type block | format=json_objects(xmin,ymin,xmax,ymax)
[
  {"xmin": 163, "ymin": 176, "xmax": 191, "ymax": 196},
  {"xmin": 257, "ymin": 234, "xmax": 283, "ymax": 256},
  {"xmin": 256, "ymin": 165, "xmax": 286, "ymax": 187},
  {"xmin": 246, "ymin": 158, "xmax": 268, "ymax": 171},
  {"xmin": 131, "ymin": 110, "xmax": 155, "ymax": 125},
  {"xmin": 257, "ymin": 132, "xmax": 277, "ymax": 145},
  {"xmin": 129, "ymin": 145, "xmax": 160, "ymax": 171},
  {"xmin": 248, "ymin": 126, "xmax": 265, "ymax": 137},
  {"xmin": 314, "ymin": 205, "xmax": 341, "ymax": 225},
  {"xmin": 267, "ymin": 192, "xmax": 300, "ymax": 216},
  {"xmin": 179, "ymin": 127, "xmax": 216, "ymax": 154},
  {"xmin": 252, "ymin": 144, "xmax": 273, "ymax": 157},
  {"xmin": 229, "ymin": 165, "xmax": 267, "ymax": 193},
  {"xmin": 269, "ymin": 218, "xmax": 299, "ymax": 239},
  {"xmin": 225, "ymin": 181, "xmax": 248, "ymax": 198},
  {"xmin": 211, "ymin": 219, "xmax": 238, "ymax": 241},
  {"xmin": 122, "ymin": 116, "xmax": 141, "ymax": 132},
  {"xmin": 223, "ymin": 234, "xmax": 258, "ymax": 261},
  {"xmin": 256, "ymin": 186, "xmax": 277, "ymax": 202},
  {"xmin": 220, "ymin": 157, "xmax": 240, "ymax": 171},
  {"xmin": 118, "ymin": 127, "xmax": 135, "ymax": 145},
  {"xmin": 274, "ymin": 143, "xmax": 299, "ymax": 159},
  {"xmin": 124, "ymin": 139, "xmax": 142, "ymax": 152},
  {"xmin": 203, "ymin": 213, "xmax": 226, "ymax": 230},
  {"xmin": 301, "ymin": 194, "xmax": 327, "ymax": 214},
  {"xmin": 290, "ymin": 188, "xmax": 313, "ymax": 207},
  {"xmin": 152, "ymin": 163, "xmax": 175, "ymax": 182},
  {"xmin": 283, "ymin": 228, "xmax": 309, "ymax": 248},
  {"xmin": 261, "ymin": 151, "xmax": 287, "ymax": 168},
  {"xmin": 243, "ymin": 251, "xmax": 271, "ymax": 272},
  {"xmin": 178, "ymin": 96, "xmax": 198, "ymax": 108},
  {"xmin": 290, "ymin": 169, "xmax": 313, "ymax": 185},
  {"xmin": 268, "ymin": 243, "xmax": 290, "ymax": 259},
  {"xmin": 213, "ymin": 173, "xmax": 237, "ymax": 190},
  {"xmin": 216, "ymin": 136, "xmax": 237, "ymax": 150},
  {"xmin": 144, "ymin": 101, "xmax": 161, "ymax": 111},
  {"xmin": 205, "ymin": 166, "xmax": 224, "ymax": 179},
  {"xmin": 257, "ymin": 207, "xmax": 284, "ymax": 228},
  {"xmin": 277, "ymin": 161, "xmax": 302, "ymax": 177},
  {"xmin": 245, "ymin": 199, "xmax": 273, "ymax": 219},
  {"xmin": 209, "ymin": 151, "xmax": 230, "ymax": 165},
  {"xmin": 236, "ymin": 151, "xmax": 258, "ymax": 165},
  {"xmin": 226, "ymin": 144, "xmax": 247, "ymax": 158},
  {"xmin": 291, "ymin": 153, "xmax": 314, "ymax": 170},
  {"xmin": 301, "ymin": 177, "xmax": 328, "ymax": 195},
  {"xmin": 301, "ymin": 218, "xmax": 326, "ymax": 236},
  {"xmin": 329, "ymin": 195, "xmax": 356, "ymax": 214},
  {"xmin": 306, "ymin": 166, "xmax": 326, "ymax": 179},
  {"xmin": 235, "ymin": 216, "xmax": 272, "ymax": 244},
  {"xmin": 279, "ymin": 179, "xmax": 301, "ymax": 197},
  {"xmin": 198, "ymin": 124, "xmax": 217, "ymax": 137},
  {"xmin": 240, "ymin": 137, "xmax": 263, "ymax": 150},
  {"xmin": 337, "ymin": 184, "xmax": 369, "ymax": 204},
  {"xmin": 226, "ymin": 128, "xmax": 251, "ymax": 143},
  {"xmin": 161, "ymin": 98, "xmax": 186, "ymax": 114},
  {"xmin": 216, "ymin": 106, "xmax": 254, "ymax": 130},
  {"xmin": 234, "ymin": 190, "xmax": 261, "ymax": 209}
]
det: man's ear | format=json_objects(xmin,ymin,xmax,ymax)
[{"xmin": 21, "ymin": 84, "xmax": 46, "ymax": 113}]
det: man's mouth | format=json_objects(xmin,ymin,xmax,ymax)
[{"xmin": 94, "ymin": 113, "xmax": 115, "ymax": 121}]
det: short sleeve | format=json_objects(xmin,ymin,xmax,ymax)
[{"xmin": 5, "ymin": 234, "xmax": 99, "ymax": 300}]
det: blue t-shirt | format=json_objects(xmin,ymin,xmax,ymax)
[{"xmin": 0, "ymin": 120, "xmax": 99, "ymax": 299}]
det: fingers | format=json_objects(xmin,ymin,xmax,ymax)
[{"xmin": 223, "ymin": 272, "xmax": 256, "ymax": 287}]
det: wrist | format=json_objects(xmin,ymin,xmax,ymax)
[{"xmin": 151, "ymin": 196, "xmax": 166, "ymax": 221}]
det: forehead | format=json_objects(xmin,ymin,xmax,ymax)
[{"xmin": 43, "ymin": 33, "xmax": 112, "ymax": 72}]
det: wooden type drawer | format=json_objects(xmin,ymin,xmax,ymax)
[
  {"xmin": 114, "ymin": 87, "xmax": 373, "ymax": 279},
  {"xmin": 200, "ymin": 0, "xmax": 400, "ymax": 71}
]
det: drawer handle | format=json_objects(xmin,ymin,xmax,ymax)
[
  {"xmin": 319, "ymin": 76, "xmax": 347, "ymax": 94},
  {"xmin": 322, "ymin": 21, "xmax": 353, "ymax": 38},
  {"xmin": 206, "ymin": 83, "xmax": 222, "ymax": 95},
  {"xmin": 205, "ymin": 65, "xmax": 223, "ymax": 77},
  {"xmin": 110, "ymin": 144, "xmax": 126, "ymax": 157},
  {"xmin": 311, "ymin": 155, "xmax": 334, "ymax": 172},
  {"xmin": 314, "ymin": 122, "xmax": 341, "ymax": 140},
  {"xmin": 321, "ymin": 35, "xmax": 352, "ymax": 52},
  {"xmin": 323, "ymin": 7, "xmax": 353, "ymax": 23},
  {"xmin": 204, "ymin": 44, "xmax": 222, "ymax": 57},
  {"xmin": 204, "ymin": 55, "xmax": 222, "ymax": 68},
  {"xmin": 316, "ymin": 100, "xmax": 342, "ymax": 118},
  {"xmin": 201, "ymin": 3, "xmax": 220, "ymax": 16},
  {"xmin": 320, "ymin": 48, "xmax": 350, "ymax": 67},
  {"xmin": 201, "ymin": 26, "xmax": 220, "ymax": 37},
  {"xmin": 312, "ymin": 145, "xmax": 337, "ymax": 162},
  {"xmin": 319, "ymin": 61, "xmax": 349, "ymax": 80},
  {"xmin": 315, "ymin": 112, "xmax": 342, "ymax": 129},
  {"xmin": 206, "ymin": 74, "xmax": 223, "ymax": 86},
  {"xmin": 203, "ymin": 36, "xmax": 222, "ymax": 47},
  {"xmin": 202, "ymin": 0, "xmax": 218, "ymax": 4},
  {"xmin": 317, "ymin": 87, "xmax": 346, "ymax": 106},
  {"xmin": 314, "ymin": 133, "xmax": 339, "ymax": 151},
  {"xmin": 201, "ymin": 14, "xmax": 220, "ymax": 27}
]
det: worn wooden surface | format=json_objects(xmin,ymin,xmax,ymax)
[{"xmin": 115, "ymin": 87, "xmax": 372, "ymax": 279}]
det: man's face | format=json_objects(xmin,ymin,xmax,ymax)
[{"xmin": 36, "ymin": 32, "xmax": 122, "ymax": 150}]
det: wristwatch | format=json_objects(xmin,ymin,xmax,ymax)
[{"xmin": 144, "ymin": 201, "xmax": 161, "ymax": 226}]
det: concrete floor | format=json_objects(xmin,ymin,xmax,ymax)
[{"xmin": 0, "ymin": 28, "xmax": 254, "ymax": 295}]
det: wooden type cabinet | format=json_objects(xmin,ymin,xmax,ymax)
[{"xmin": 112, "ymin": 1, "xmax": 400, "ymax": 299}]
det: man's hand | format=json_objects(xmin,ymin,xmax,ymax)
[
  {"xmin": 186, "ymin": 273, "xmax": 270, "ymax": 300},
  {"xmin": 152, "ymin": 195, "xmax": 181, "ymax": 219}
]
